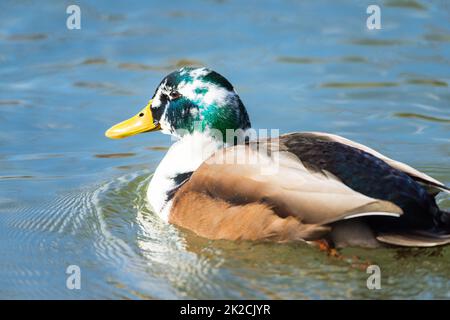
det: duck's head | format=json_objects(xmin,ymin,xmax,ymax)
[{"xmin": 105, "ymin": 67, "xmax": 251, "ymax": 141}]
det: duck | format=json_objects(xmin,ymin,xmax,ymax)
[{"xmin": 105, "ymin": 67, "xmax": 450, "ymax": 248}]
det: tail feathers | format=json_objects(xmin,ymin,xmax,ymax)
[
  {"xmin": 433, "ymin": 208, "xmax": 450, "ymax": 232},
  {"xmin": 377, "ymin": 208, "xmax": 450, "ymax": 247},
  {"xmin": 438, "ymin": 209, "xmax": 450, "ymax": 227},
  {"xmin": 437, "ymin": 184, "xmax": 450, "ymax": 194},
  {"xmin": 377, "ymin": 206, "xmax": 450, "ymax": 247},
  {"xmin": 376, "ymin": 232, "xmax": 450, "ymax": 247}
]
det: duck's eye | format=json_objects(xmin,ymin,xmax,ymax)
[
  {"xmin": 169, "ymin": 91, "xmax": 181, "ymax": 100},
  {"xmin": 139, "ymin": 112, "xmax": 144, "ymax": 117}
]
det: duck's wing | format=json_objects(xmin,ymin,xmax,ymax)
[
  {"xmin": 171, "ymin": 133, "xmax": 448, "ymax": 246},
  {"xmin": 299, "ymin": 132, "xmax": 448, "ymax": 196},
  {"xmin": 174, "ymin": 142, "xmax": 403, "ymax": 228}
]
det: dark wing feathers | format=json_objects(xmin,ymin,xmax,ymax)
[
  {"xmin": 279, "ymin": 133, "xmax": 440, "ymax": 231},
  {"xmin": 297, "ymin": 132, "xmax": 448, "ymax": 195}
]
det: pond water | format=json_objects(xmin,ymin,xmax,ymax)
[{"xmin": 0, "ymin": 0, "xmax": 449, "ymax": 299}]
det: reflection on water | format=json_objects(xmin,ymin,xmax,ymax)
[
  {"xmin": 5, "ymin": 33, "xmax": 48, "ymax": 41},
  {"xmin": 405, "ymin": 79, "xmax": 448, "ymax": 87},
  {"xmin": 94, "ymin": 153, "xmax": 136, "ymax": 159},
  {"xmin": 4, "ymin": 171, "xmax": 447, "ymax": 299},
  {"xmin": 320, "ymin": 81, "xmax": 399, "ymax": 88},
  {"xmin": 0, "ymin": 0, "xmax": 449, "ymax": 299},
  {"xmin": 117, "ymin": 59, "xmax": 203, "ymax": 72},
  {"xmin": 394, "ymin": 113, "xmax": 450, "ymax": 123}
]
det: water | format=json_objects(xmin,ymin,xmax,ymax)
[{"xmin": 0, "ymin": 0, "xmax": 449, "ymax": 299}]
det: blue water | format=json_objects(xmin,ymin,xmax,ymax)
[{"xmin": 0, "ymin": 0, "xmax": 449, "ymax": 299}]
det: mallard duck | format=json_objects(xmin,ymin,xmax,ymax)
[{"xmin": 105, "ymin": 67, "xmax": 450, "ymax": 248}]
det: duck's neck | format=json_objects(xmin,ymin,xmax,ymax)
[{"xmin": 147, "ymin": 131, "xmax": 227, "ymax": 221}]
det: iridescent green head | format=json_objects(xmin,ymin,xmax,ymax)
[
  {"xmin": 150, "ymin": 67, "xmax": 251, "ymax": 138},
  {"xmin": 106, "ymin": 67, "xmax": 251, "ymax": 141}
]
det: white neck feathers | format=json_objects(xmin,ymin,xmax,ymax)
[{"xmin": 147, "ymin": 132, "xmax": 224, "ymax": 221}]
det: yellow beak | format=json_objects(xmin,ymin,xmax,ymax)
[{"xmin": 105, "ymin": 99, "xmax": 161, "ymax": 139}]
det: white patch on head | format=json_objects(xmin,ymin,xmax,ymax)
[
  {"xmin": 177, "ymin": 69, "xmax": 235, "ymax": 110},
  {"xmin": 159, "ymin": 106, "xmax": 174, "ymax": 136},
  {"xmin": 151, "ymin": 79, "xmax": 168, "ymax": 109},
  {"xmin": 190, "ymin": 108, "xmax": 199, "ymax": 117},
  {"xmin": 152, "ymin": 67, "xmax": 240, "ymax": 137},
  {"xmin": 179, "ymin": 67, "xmax": 190, "ymax": 76},
  {"xmin": 187, "ymin": 67, "xmax": 210, "ymax": 78}
]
